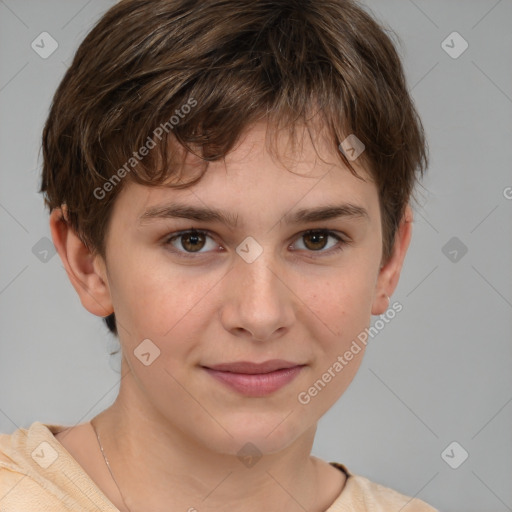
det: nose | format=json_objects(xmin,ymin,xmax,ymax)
[{"xmin": 219, "ymin": 249, "xmax": 296, "ymax": 341}]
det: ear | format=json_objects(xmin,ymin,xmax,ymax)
[
  {"xmin": 371, "ymin": 204, "xmax": 413, "ymax": 315},
  {"xmin": 49, "ymin": 205, "xmax": 114, "ymax": 318}
]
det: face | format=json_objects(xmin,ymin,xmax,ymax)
[{"xmin": 61, "ymin": 121, "xmax": 409, "ymax": 456}]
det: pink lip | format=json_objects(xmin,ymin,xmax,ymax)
[{"xmin": 202, "ymin": 360, "xmax": 305, "ymax": 396}]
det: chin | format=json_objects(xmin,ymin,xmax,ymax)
[{"xmin": 202, "ymin": 413, "xmax": 314, "ymax": 458}]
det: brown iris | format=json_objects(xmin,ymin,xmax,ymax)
[
  {"xmin": 180, "ymin": 231, "xmax": 206, "ymax": 252},
  {"xmin": 302, "ymin": 231, "xmax": 329, "ymax": 251}
]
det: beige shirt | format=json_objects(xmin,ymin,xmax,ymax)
[{"xmin": 0, "ymin": 422, "xmax": 439, "ymax": 511}]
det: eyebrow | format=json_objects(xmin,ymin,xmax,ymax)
[{"xmin": 138, "ymin": 202, "xmax": 369, "ymax": 228}]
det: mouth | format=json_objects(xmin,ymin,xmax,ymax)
[
  {"xmin": 201, "ymin": 360, "xmax": 306, "ymax": 396},
  {"xmin": 203, "ymin": 359, "xmax": 303, "ymax": 374}
]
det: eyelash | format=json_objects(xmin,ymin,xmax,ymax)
[{"xmin": 163, "ymin": 229, "xmax": 350, "ymax": 260}]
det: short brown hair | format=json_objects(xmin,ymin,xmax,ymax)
[{"xmin": 40, "ymin": 0, "xmax": 429, "ymax": 337}]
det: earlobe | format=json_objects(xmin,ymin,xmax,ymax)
[
  {"xmin": 371, "ymin": 205, "xmax": 413, "ymax": 316},
  {"xmin": 49, "ymin": 206, "xmax": 114, "ymax": 318}
]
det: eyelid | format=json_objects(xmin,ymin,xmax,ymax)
[{"xmin": 163, "ymin": 228, "xmax": 350, "ymax": 259}]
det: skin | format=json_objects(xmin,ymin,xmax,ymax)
[{"xmin": 49, "ymin": 120, "xmax": 413, "ymax": 512}]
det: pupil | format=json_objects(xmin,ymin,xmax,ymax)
[
  {"xmin": 184, "ymin": 232, "xmax": 204, "ymax": 252},
  {"xmin": 307, "ymin": 232, "xmax": 326, "ymax": 250}
]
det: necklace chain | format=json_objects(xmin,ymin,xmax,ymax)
[{"xmin": 91, "ymin": 420, "xmax": 133, "ymax": 512}]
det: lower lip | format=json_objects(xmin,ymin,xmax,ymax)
[{"xmin": 203, "ymin": 366, "xmax": 304, "ymax": 397}]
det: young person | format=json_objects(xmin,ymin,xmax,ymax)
[{"xmin": 0, "ymin": 0, "xmax": 439, "ymax": 510}]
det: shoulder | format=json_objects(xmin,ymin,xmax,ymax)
[
  {"xmin": 0, "ymin": 422, "xmax": 67, "ymax": 510},
  {"xmin": 0, "ymin": 421, "xmax": 68, "ymax": 473},
  {"xmin": 351, "ymin": 473, "xmax": 439, "ymax": 511},
  {"xmin": 0, "ymin": 422, "xmax": 117, "ymax": 511},
  {"xmin": 329, "ymin": 462, "xmax": 439, "ymax": 512}
]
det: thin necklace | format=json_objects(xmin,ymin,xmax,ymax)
[{"xmin": 90, "ymin": 420, "xmax": 133, "ymax": 512}]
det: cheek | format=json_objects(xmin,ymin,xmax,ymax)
[
  {"xmin": 109, "ymin": 251, "xmax": 219, "ymax": 340},
  {"xmin": 301, "ymin": 267, "xmax": 376, "ymax": 342},
  {"xmin": 295, "ymin": 266, "xmax": 376, "ymax": 400}
]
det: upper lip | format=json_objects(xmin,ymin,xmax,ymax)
[{"xmin": 203, "ymin": 359, "xmax": 303, "ymax": 374}]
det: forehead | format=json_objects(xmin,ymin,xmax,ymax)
[{"xmin": 110, "ymin": 120, "xmax": 378, "ymax": 229}]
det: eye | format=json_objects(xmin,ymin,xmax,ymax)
[
  {"xmin": 164, "ymin": 229, "xmax": 218, "ymax": 257},
  {"xmin": 163, "ymin": 228, "xmax": 349, "ymax": 259},
  {"xmin": 290, "ymin": 230, "xmax": 348, "ymax": 257}
]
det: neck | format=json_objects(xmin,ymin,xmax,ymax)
[{"xmin": 90, "ymin": 367, "xmax": 337, "ymax": 512}]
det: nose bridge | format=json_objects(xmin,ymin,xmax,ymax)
[
  {"xmin": 222, "ymin": 241, "xmax": 294, "ymax": 339},
  {"xmin": 237, "ymin": 244, "xmax": 283, "ymax": 308}
]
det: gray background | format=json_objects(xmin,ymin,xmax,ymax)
[{"xmin": 1, "ymin": 1, "xmax": 511, "ymax": 511}]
